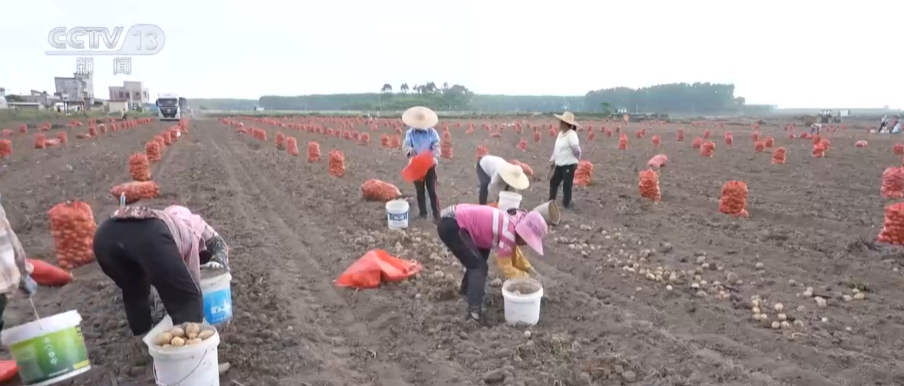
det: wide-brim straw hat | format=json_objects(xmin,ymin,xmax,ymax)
[
  {"xmin": 402, "ymin": 106, "xmax": 439, "ymax": 129},
  {"xmin": 553, "ymin": 111, "xmax": 580, "ymax": 128},
  {"xmin": 500, "ymin": 162, "xmax": 530, "ymax": 190}
]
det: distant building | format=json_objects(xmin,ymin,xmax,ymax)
[
  {"xmin": 22, "ymin": 90, "xmax": 55, "ymax": 107},
  {"xmin": 109, "ymin": 81, "xmax": 149, "ymax": 107},
  {"xmin": 107, "ymin": 100, "xmax": 129, "ymax": 114},
  {"xmin": 54, "ymin": 72, "xmax": 94, "ymax": 106},
  {"xmin": 7, "ymin": 102, "xmax": 44, "ymax": 110}
]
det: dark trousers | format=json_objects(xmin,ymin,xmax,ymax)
[
  {"xmin": 549, "ymin": 163, "xmax": 578, "ymax": 208},
  {"xmin": 0, "ymin": 293, "xmax": 7, "ymax": 331},
  {"xmin": 93, "ymin": 218, "xmax": 203, "ymax": 336},
  {"xmin": 437, "ymin": 218, "xmax": 490, "ymax": 314},
  {"xmin": 476, "ymin": 162, "xmax": 511, "ymax": 205},
  {"xmin": 414, "ymin": 166, "xmax": 440, "ymax": 219}
]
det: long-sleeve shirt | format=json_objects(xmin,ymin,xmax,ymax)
[
  {"xmin": 440, "ymin": 204, "xmax": 517, "ymax": 258},
  {"xmin": 551, "ymin": 130, "xmax": 581, "ymax": 166},
  {"xmin": 478, "ymin": 155, "xmax": 514, "ymax": 202},
  {"xmin": 0, "ymin": 200, "xmax": 28, "ymax": 294},
  {"xmin": 403, "ymin": 128, "xmax": 441, "ymax": 165}
]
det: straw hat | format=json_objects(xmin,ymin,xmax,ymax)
[
  {"xmin": 500, "ymin": 162, "xmax": 530, "ymax": 190},
  {"xmin": 553, "ymin": 111, "xmax": 580, "ymax": 128},
  {"xmin": 402, "ymin": 106, "xmax": 439, "ymax": 129}
]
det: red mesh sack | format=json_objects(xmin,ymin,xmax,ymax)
[
  {"xmin": 646, "ymin": 154, "xmax": 668, "ymax": 168},
  {"xmin": 812, "ymin": 144, "xmax": 826, "ymax": 158},
  {"xmin": 466, "ymin": 127, "xmax": 475, "ymax": 135},
  {"xmin": 275, "ymin": 132, "xmax": 286, "ymax": 150},
  {"xmin": 162, "ymin": 132, "xmax": 173, "ymax": 146},
  {"xmin": 819, "ymin": 139, "xmax": 830, "ymax": 150},
  {"xmin": 129, "ymin": 153, "xmax": 150, "ymax": 182},
  {"xmin": 692, "ymin": 137, "xmax": 702, "ymax": 149},
  {"xmin": 110, "ymin": 181, "xmax": 161, "ymax": 204},
  {"xmin": 754, "ymin": 141, "xmax": 765, "ymax": 153},
  {"xmin": 719, "ymin": 181, "xmax": 749, "ymax": 218},
  {"xmin": 771, "ymin": 147, "xmax": 787, "ymax": 164},
  {"xmin": 651, "ymin": 135, "xmax": 661, "ymax": 146},
  {"xmin": 287, "ymin": 137, "xmax": 299, "ymax": 156},
  {"xmin": 88, "ymin": 127, "xmax": 97, "ymax": 137},
  {"xmin": 533, "ymin": 131, "xmax": 541, "ymax": 143},
  {"xmin": 335, "ymin": 249, "xmax": 422, "ymax": 288},
  {"xmin": 441, "ymin": 141, "xmax": 453, "ymax": 159},
  {"xmin": 490, "ymin": 132, "xmax": 502, "ymax": 138},
  {"xmin": 703, "ymin": 130, "xmax": 711, "ymax": 139},
  {"xmin": 34, "ymin": 134, "xmax": 46, "ymax": 149},
  {"xmin": 895, "ymin": 143, "xmax": 904, "ymax": 155},
  {"xmin": 0, "ymin": 140, "xmax": 11, "ymax": 158},
  {"xmin": 700, "ymin": 141, "xmax": 715, "ymax": 157},
  {"xmin": 361, "ymin": 179, "xmax": 402, "ymax": 202},
  {"xmin": 635, "ymin": 130, "xmax": 643, "ymax": 139},
  {"xmin": 639, "ymin": 169, "xmax": 661, "ymax": 201},
  {"xmin": 881, "ymin": 167, "xmax": 904, "ymax": 198},
  {"xmin": 517, "ymin": 139, "xmax": 528, "ymax": 151},
  {"xmin": 329, "ymin": 150, "xmax": 345, "ymax": 177},
  {"xmin": 476, "ymin": 145, "xmax": 489, "ymax": 159},
  {"xmin": 360, "ymin": 133, "xmax": 370, "ymax": 145},
  {"xmin": 676, "ymin": 130, "xmax": 685, "ymax": 142},
  {"xmin": 57, "ymin": 131, "xmax": 68, "ymax": 144},
  {"xmin": 605, "ymin": 129, "xmax": 613, "ymax": 137},
  {"xmin": 47, "ymin": 201, "xmax": 97, "ymax": 270},
  {"xmin": 549, "ymin": 128, "xmax": 556, "ymax": 137},
  {"xmin": 752, "ymin": 133, "xmax": 760, "ymax": 142},
  {"xmin": 153, "ymin": 135, "xmax": 165, "ymax": 148},
  {"xmin": 381, "ymin": 134, "xmax": 390, "ymax": 148},
  {"xmin": 811, "ymin": 135, "xmax": 822, "ymax": 145},
  {"xmin": 510, "ymin": 160, "xmax": 534, "ymax": 177},
  {"xmin": 764, "ymin": 137, "xmax": 774, "ymax": 148},
  {"xmin": 573, "ymin": 160, "xmax": 594, "ymax": 187},
  {"xmin": 855, "ymin": 140, "xmax": 868, "ymax": 148},
  {"xmin": 877, "ymin": 202, "xmax": 904, "ymax": 245},
  {"xmin": 618, "ymin": 134, "xmax": 628, "ymax": 150},
  {"xmin": 145, "ymin": 141, "xmax": 162, "ymax": 162},
  {"xmin": 308, "ymin": 142, "xmax": 321, "ymax": 162},
  {"xmin": 442, "ymin": 131, "xmax": 451, "ymax": 142},
  {"xmin": 724, "ymin": 135, "xmax": 733, "ymax": 147},
  {"xmin": 390, "ymin": 135, "xmax": 401, "ymax": 148}
]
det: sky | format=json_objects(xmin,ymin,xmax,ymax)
[{"xmin": 0, "ymin": 0, "xmax": 900, "ymax": 108}]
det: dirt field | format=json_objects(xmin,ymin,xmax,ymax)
[{"xmin": 2, "ymin": 114, "xmax": 904, "ymax": 386}]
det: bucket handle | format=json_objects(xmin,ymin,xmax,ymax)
[{"xmin": 154, "ymin": 349, "xmax": 210, "ymax": 386}]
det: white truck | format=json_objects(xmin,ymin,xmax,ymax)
[{"xmin": 156, "ymin": 93, "xmax": 188, "ymax": 121}]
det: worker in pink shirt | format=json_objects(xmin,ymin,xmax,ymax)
[{"xmin": 436, "ymin": 204, "xmax": 548, "ymax": 323}]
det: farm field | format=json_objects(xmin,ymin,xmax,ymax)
[{"xmin": 1, "ymin": 114, "xmax": 904, "ymax": 386}]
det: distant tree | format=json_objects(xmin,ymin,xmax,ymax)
[
  {"xmin": 4, "ymin": 95, "xmax": 25, "ymax": 102},
  {"xmin": 425, "ymin": 82, "xmax": 437, "ymax": 94},
  {"xmin": 381, "ymin": 83, "xmax": 393, "ymax": 93},
  {"xmin": 400, "ymin": 83, "xmax": 409, "ymax": 94},
  {"xmin": 585, "ymin": 83, "xmax": 739, "ymax": 114},
  {"xmin": 734, "ymin": 97, "xmax": 746, "ymax": 106},
  {"xmin": 442, "ymin": 82, "xmax": 449, "ymax": 91}
]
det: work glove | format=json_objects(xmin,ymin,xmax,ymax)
[
  {"xmin": 213, "ymin": 251, "xmax": 231, "ymax": 272},
  {"xmin": 511, "ymin": 246, "xmax": 533, "ymax": 273},
  {"xmin": 497, "ymin": 252, "xmax": 529, "ymax": 280},
  {"xmin": 18, "ymin": 275, "xmax": 37, "ymax": 297}
]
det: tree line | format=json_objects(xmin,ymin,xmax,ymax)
[{"xmin": 192, "ymin": 82, "xmax": 748, "ymax": 113}]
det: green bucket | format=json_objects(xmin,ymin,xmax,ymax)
[{"xmin": 1, "ymin": 310, "xmax": 91, "ymax": 386}]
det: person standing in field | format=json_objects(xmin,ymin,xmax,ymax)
[
  {"xmin": 402, "ymin": 106, "xmax": 442, "ymax": 221},
  {"xmin": 548, "ymin": 111, "xmax": 582, "ymax": 209},
  {"xmin": 476, "ymin": 155, "xmax": 530, "ymax": 205},
  {"xmin": 0, "ymin": 194, "xmax": 39, "ymax": 332}
]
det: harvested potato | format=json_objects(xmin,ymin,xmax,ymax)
[
  {"xmin": 188, "ymin": 332, "xmax": 198, "ymax": 339},
  {"xmin": 198, "ymin": 330, "xmax": 215, "ymax": 340},
  {"xmin": 169, "ymin": 327, "xmax": 186, "ymax": 338},
  {"xmin": 154, "ymin": 332, "xmax": 173, "ymax": 346},
  {"xmin": 162, "ymin": 344, "xmax": 171, "ymax": 348},
  {"xmin": 189, "ymin": 338, "xmax": 203, "ymax": 345},
  {"xmin": 185, "ymin": 323, "xmax": 201, "ymax": 336},
  {"xmin": 171, "ymin": 337, "xmax": 186, "ymax": 347}
]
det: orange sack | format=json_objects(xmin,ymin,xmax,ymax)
[
  {"xmin": 287, "ymin": 136, "xmax": 299, "ymax": 156},
  {"xmin": 618, "ymin": 134, "xmax": 628, "ymax": 150},
  {"xmin": 308, "ymin": 141, "xmax": 321, "ymax": 162},
  {"xmin": 275, "ymin": 132, "xmax": 286, "ymax": 150},
  {"xmin": 700, "ymin": 141, "xmax": 715, "ymax": 157},
  {"xmin": 638, "ymin": 169, "xmax": 661, "ymax": 201},
  {"xmin": 47, "ymin": 201, "xmax": 97, "ymax": 270},
  {"xmin": 0, "ymin": 140, "xmax": 10, "ymax": 158},
  {"xmin": 895, "ymin": 143, "xmax": 904, "ymax": 155},
  {"xmin": 510, "ymin": 160, "xmax": 534, "ymax": 178},
  {"xmin": 0, "ymin": 361, "xmax": 16, "ymax": 383},
  {"xmin": 146, "ymin": 141, "xmax": 162, "ymax": 162},
  {"xmin": 719, "ymin": 181, "xmax": 749, "ymax": 218},
  {"xmin": 881, "ymin": 167, "xmax": 904, "ymax": 198},
  {"xmin": 34, "ymin": 134, "xmax": 46, "ymax": 149},
  {"xmin": 476, "ymin": 145, "xmax": 489, "ymax": 159},
  {"xmin": 877, "ymin": 202, "xmax": 904, "ymax": 245},
  {"xmin": 335, "ymin": 249, "xmax": 422, "ymax": 289},
  {"xmin": 573, "ymin": 160, "xmax": 594, "ymax": 187},
  {"xmin": 692, "ymin": 137, "xmax": 702, "ymax": 149},
  {"xmin": 27, "ymin": 258, "xmax": 73, "ymax": 287},
  {"xmin": 440, "ymin": 141, "xmax": 453, "ymax": 159},
  {"xmin": 110, "ymin": 181, "xmax": 161, "ymax": 204},
  {"xmin": 360, "ymin": 179, "xmax": 402, "ymax": 202},
  {"xmin": 129, "ymin": 153, "xmax": 151, "ymax": 182},
  {"xmin": 329, "ymin": 150, "xmax": 345, "ymax": 178},
  {"xmin": 772, "ymin": 147, "xmax": 787, "ymax": 164},
  {"xmin": 646, "ymin": 154, "xmax": 668, "ymax": 168}
]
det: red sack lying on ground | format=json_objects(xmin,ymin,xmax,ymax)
[
  {"xmin": 647, "ymin": 154, "xmax": 668, "ymax": 168},
  {"xmin": 110, "ymin": 181, "xmax": 161, "ymax": 204},
  {"xmin": 27, "ymin": 258, "xmax": 73, "ymax": 287},
  {"xmin": 0, "ymin": 361, "xmax": 17, "ymax": 383},
  {"xmin": 336, "ymin": 249, "xmax": 422, "ymax": 288},
  {"xmin": 361, "ymin": 179, "xmax": 402, "ymax": 202}
]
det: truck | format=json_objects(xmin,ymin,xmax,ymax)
[{"xmin": 156, "ymin": 94, "xmax": 188, "ymax": 121}]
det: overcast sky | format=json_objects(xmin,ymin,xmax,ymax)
[{"xmin": 1, "ymin": 0, "xmax": 900, "ymax": 108}]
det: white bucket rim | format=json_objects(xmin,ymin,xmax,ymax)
[
  {"xmin": 144, "ymin": 316, "xmax": 221, "ymax": 360},
  {"xmin": 501, "ymin": 278, "xmax": 544, "ymax": 302},
  {"xmin": 386, "ymin": 199, "xmax": 409, "ymax": 211},
  {"xmin": 498, "ymin": 191, "xmax": 523, "ymax": 200},
  {"xmin": 200, "ymin": 272, "xmax": 232, "ymax": 289},
  {"xmin": 1, "ymin": 310, "xmax": 81, "ymax": 345}
]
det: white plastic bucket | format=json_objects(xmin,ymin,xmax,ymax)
[
  {"xmin": 143, "ymin": 316, "xmax": 220, "ymax": 386},
  {"xmin": 501, "ymin": 278, "xmax": 544, "ymax": 325},
  {"xmin": 386, "ymin": 199, "xmax": 409, "ymax": 229},
  {"xmin": 200, "ymin": 272, "xmax": 233, "ymax": 325},
  {"xmin": 497, "ymin": 191, "xmax": 523, "ymax": 212},
  {"xmin": 1, "ymin": 310, "xmax": 91, "ymax": 386}
]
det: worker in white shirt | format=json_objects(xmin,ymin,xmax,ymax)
[
  {"xmin": 548, "ymin": 111, "xmax": 582, "ymax": 209},
  {"xmin": 0, "ymin": 194, "xmax": 39, "ymax": 331},
  {"xmin": 476, "ymin": 155, "xmax": 530, "ymax": 205}
]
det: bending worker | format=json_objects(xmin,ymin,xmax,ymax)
[
  {"xmin": 476, "ymin": 154, "xmax": 530, "ymax": 205},
  {"xmin": 436, "ymin": 204, "xmax": 548, "ymax": 322},
  {"xmin": 0, "ymin": 194, "xmax": 38, "ymax": 331},
  {"xmin": 93, "ymin": 205, "xmax": 230, "ymax": 337}
]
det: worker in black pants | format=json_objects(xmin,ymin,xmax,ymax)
[
  {"xmin": 548, "ymin": 111, "xmax": 582, "ymax": 209},
  {"xmin": 413, "ymin": 167, "xmax": 440, "ymax": 220},
  {"xmin": 94, "ymin": 217, "xmax": 204, "ymax": 336},
  {"xmin": 549, "ymin": 164, "xmax": 578, "ymax": 208}
]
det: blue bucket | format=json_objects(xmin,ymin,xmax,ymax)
[{"xmin": 200, "ymin": 272, "xmax": 233, "ymax": 325}]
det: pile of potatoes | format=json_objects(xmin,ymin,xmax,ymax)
[{"xmin": 153, "ymin": 322, "xmax": 216, "ymax": 348}]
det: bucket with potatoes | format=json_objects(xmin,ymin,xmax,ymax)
[{"xmin": 142, "ymin": 316, "xmax": 221, "ymax": 386}]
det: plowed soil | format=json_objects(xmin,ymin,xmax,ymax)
[{"xmin": 1, "ymin": 115, "xmax": 903, "ymax": 386}]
